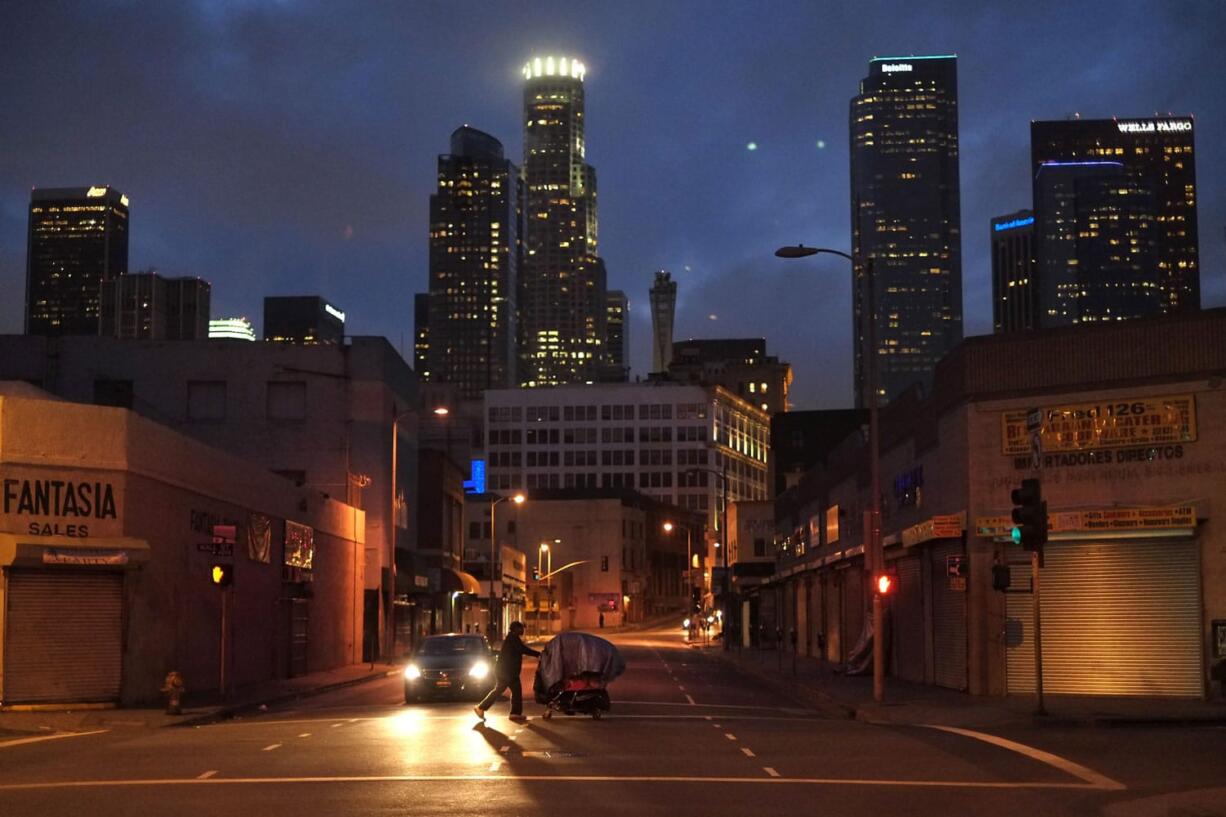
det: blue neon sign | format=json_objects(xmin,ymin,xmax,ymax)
[
  {"xmin": 463, "ymin": 460, "xmax": 487, "ymax": 495},
  {"xmin": 994, "ymin": 216, "xmax": 1035, "ymax": 232}
]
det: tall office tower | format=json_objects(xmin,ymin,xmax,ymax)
[
  {"xmin": 1030, "ymin": 117, "xmax": 1199, "ymax": 323},
  {"xmin": 413, "ymin": 293, "xmax": 431, "ymax": 379},
  {"xmin": 264, "ymin": 296, "xmax": 345, "ymax": 344},
  {"xmin": 602, "ymin": 290, "xmax": 629, "ymax": 381},
  {"xmin": 990, "ymin": 211, "xmax": 1037, "ymax": 333},
  {"xmin": 649, "ymin": 270, "xmax": 677, "ymax": 373},
  {"xmin": 850, "ymin": 55, "xmax": 963, "ymax": 406},
  {"xmin": 25, "ymin": 186, "xmax": 129, "ymax": 335},
  {"xmin": 100, "ymin": 270, "xmax": 211, "ymax": 340},
  {"xmin": 422, "ymin": 126, "xmax": 521, "ymax": 398},
  {"xmin": 520, "ymin": 55, "xmax": 607, "ymax": 386}
]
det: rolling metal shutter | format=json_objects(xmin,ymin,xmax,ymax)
[
  {"xmin": 1041, "ymin": 538, "xmax": 1202, "ymax": 697},
  {"xmin": 841, "ymin": 566, "xmax": 864, "ymax": 660},
  {"xmin": 4, "ymin": 570, "xmax": 123, "ymax": 703},
  {"xmin": 824, "ymin": 572, "xmax": 841, "ymax": 663},
  {"xmin": 929, "ymin": 541, "xmax": 967, "ymax": 690},
  {"xmin": 795, "ymin": 579, "xmax": 808, "ymax": 656},
  {"xmin": 893, "ymin": 555, "xmax": 925, "ymax": 683},
  {"xmin": 1004, "ymin": 554, "xmax": 1035, "ymax": 693}
]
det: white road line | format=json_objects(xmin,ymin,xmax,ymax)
[
  {"xmin": 488, "ymin": 761, "xmax": 502, "ymax": 772},
  {"xmin": 261, "ymin": 744, "xmax": 282, "ymax": 752},
  {"xmin": 677, "ymin": 685, "xmax": 686, "ymax": 692},
  {"xmin": 741, "ymin": 748, "xmax": 756, "ymax": 758},
  {"xmin": 724, "ymin": 733, "xmax": 737, "ymax": 741},
  {"xmin": 923, "ymin": 725, "xmax": 1126, "ymax": 791},
  {"xmin": 0, "ymin": 729, "xmax": 109, "ymax": 750},
  {"xmin": 712, "ymin": 723, "xmax": 721, "ymax": 728},
  {"xmin": 196, "ymin": 771, "xmax": 218, "ymax": 780},
  {"xmin": 330, "ymin": 723, "xmax": 344, "ymax": 728},
  {"xmin": 298, "ymin": 733, "xmax": 311, "ymax": 738},
  {"xmin": 685, "ymin": 694, "xmax": 696, "ymax": 706},
  {"xmin": 0, "ymin": 774, "xmax": 1123, "ymax": 791},
  {"xmin": 499, "ymin": 745, "xmax": 510, "ymax": 754},
  {"xmin": 703, "ymin": 716, "xmax": 713, "ymax": 721},
  {"xmin": 348, "ymin": 718, "xmax": 359, "ymax": 723}
]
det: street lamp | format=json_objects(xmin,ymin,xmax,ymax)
[
  {"xmin": 537, "ymin": 542, "xmax": 554, "ymax": 636},
  {"xmin": 775, "ymin": 243, "xmax": 884, "ymax": 703},
  {"xmin": 663, "ymin": 521, "xmax": 695, "ymax": 611},
  {"xmin": 488, "ymin": 492, "xmax": 525, "ymax": 641}
]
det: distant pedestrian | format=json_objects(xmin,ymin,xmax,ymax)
[
  {"xmin": 599, "ymin": 611, "xmax": 605, "ymax": 629},
  {"xmin": 475, "ymin": 621, "xmax": 540, "ymax": 722}
]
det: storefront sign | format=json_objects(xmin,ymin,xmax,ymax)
[
  {"xmin": 42, "ymin": 547, "xmax": 129, "ymax": 566},
  {"xmin": 284, "ymin": 520, "xmax": 314, "ymax": 570},
  {"xmin": 901, "ymin": 512, "xmax": 965, "ymax": 547},
  {"xmin": 975, "ymin": 505, "xmax": 1195, "ymax": 537},
  {"xmin": 3, "ymin": 476, "xmax": 119, "ymax": 534},
  {"xmin": 1001, "ymin": 395, "xmax": 1196, "ymax": 456}
]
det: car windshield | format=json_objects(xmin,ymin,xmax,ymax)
[{"xmin": 418, "ymin": 637, "xmax": 484, "ymax": 656}]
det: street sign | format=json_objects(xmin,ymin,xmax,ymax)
[
  {"xmin": 198, "ymin": 542, "xmax": 234, "ymax": 557},
  {"xmin": 212, "ymin": 524, "xmax": 237, "ymax": 545},
  {"xmin": 1026, "ymin": 408, "xmax": 1043, "ymax": 432},
  {"xmin": 945, "ymin": 554, "xmax": 966, "ymax": 578}
]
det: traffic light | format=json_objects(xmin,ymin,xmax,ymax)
[
  {"xmin": 210, "ymin": 563, "xmax": 234, "ymax": 587},
  {"xmin": 1010, "ymin": 478, "xmax": 1048, "ymax": 560},
  {"xmin": 874, "ymin": 573, "xmax": 894, "ymax": 595}
]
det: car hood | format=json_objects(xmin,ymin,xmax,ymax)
[{"xmin": 409, "ymin": 654, "xmax": 488, "ymax": 671}]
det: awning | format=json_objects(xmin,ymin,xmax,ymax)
[
  {"xmin": 0, "ymin": 533, "xmax": 151, "ymax": 569},
  {"xmin": 440, "ymin": 567, "xmax": 482, "ymax": 595}
]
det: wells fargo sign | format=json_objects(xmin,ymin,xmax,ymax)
[{"xmin": 1001, "ymin": 395, "xmax": 1196, "ymax": 456}]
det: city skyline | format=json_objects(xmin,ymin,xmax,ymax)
[{"xmin": 1, "ymin": 2, "xmax": 1223, "ymax": 409}]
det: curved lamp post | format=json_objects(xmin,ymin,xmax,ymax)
[
  {"xmin": 775, "ymin": 244, "xmax": 884, "ymax": 703},
  {"xmin": 488, "ymin": 492, "xmax": 525, "ymax": 640}
]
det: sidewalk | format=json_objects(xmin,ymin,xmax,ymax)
[
  {"xmin": 0, "ymin": 662, "xmax": 399, "ymax": 736},
  {"xmin": 718, "ymin": 645, "xmax": 1226, "ymax": 729}
]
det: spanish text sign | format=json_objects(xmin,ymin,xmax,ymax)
[{"xmin": 1001, "ymin": 395, "xmax": 1196, "ymax": 455}]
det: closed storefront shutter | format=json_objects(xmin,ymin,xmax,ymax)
[
  {"xmin": 4, "ymin": 570, "xmax": 124, "ymax": 703},
  {"xmin": 893, "ymin": 555, "xmax": 925, "ymax": 683},
  {"xmin": 929, "ymin": 541, "xmax": 968, "ymax": 690},
  {"xmin": 1004, "ymin": 554, "xmax": 1035, "ymax": 693},
  {"xmin": 795, "ymin": 579, "xmax": 808, "ymax": 656},
  {"xmin": 824, "ymin": 572, "xmax": 841, "ymax": 663},
  {"xmin": 842, "ymin": 566, "xmax": 864, "ymax": 654}
]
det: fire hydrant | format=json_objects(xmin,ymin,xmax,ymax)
[{"xmin": 161, "ymin": 671, "xmax": 185, "ymax": 715}]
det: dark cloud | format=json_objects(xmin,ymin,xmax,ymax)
[{"xmin": 2, "ymin": 1, "xmax": 1222, "ymax": 408}]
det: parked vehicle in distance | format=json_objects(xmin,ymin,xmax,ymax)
[{"xmin": 403, "ymin": 634, "xmax": 495, "ymax": 703}]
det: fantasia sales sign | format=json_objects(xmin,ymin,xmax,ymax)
[{"xmin": 1, "ymin": 468, "xmax": 124, "ymax": 538}]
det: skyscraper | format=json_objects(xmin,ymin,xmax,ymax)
[
  {"xmin": 990, "ymin": 211, "xmax": 1037, "ymax": 333},
  {"xmin": 603, "ymin": 290, "xmax": 629, "ymax": 381},
  {"xmin": 413, "ymin": 293, "xmax": 431, "ymax": 378},
  {"xmin": 420, "ymin": 126, "xmax": 521, "ymax": 398},
  {"xmin": 649, "ymin": 270, "xmax": 677, "ymax": 374},
  {"xmin": 850, "ymin": 55, "xmax": 963, "ymax": 406},
  {"xmin": 100, "ymin": 270, "xmax": 211, "ymax": 340},
  {"xmin": 264, "ymin": 296, "xmax": 345, "ymax": 344},
  {"xmin": 520, "ymin": 55, "xmax": 607, "ymax": 386},
  {"xmin": 1030, "ymin": 117, "xmax": 1198, "ymax": 324},
  {"xmin": 26, "ymin": 186, "xmax": 129, "ymax": 335}
]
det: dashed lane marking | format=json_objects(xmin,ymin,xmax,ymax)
[
  {"xmin": 488, "ymin": 761, "xmax": 502, "ymax": 772},
  {"xmin": 741, "ymin": 748, "xmax": 756, "ymax": 758},
  {"xmin": 499, "ymin": 745, "xmax": 510, "ymax": 754},
  {"xmin": 0, "ymin": 774, "xmax": 1120, "ymax": 791},
  {"xmin": 685, "ymin": 695, "xmax": 696, "ymax": 706},
  {"xmin": 678, "ymin": 685, "xmax": 686, "ymax": 692},
  {"xmin": 0, "ymin": 729, "xmax": 109, "ymax": 750},
  {"xmin": 330, "ymin": 723, "xmax": 344, "ymax": 728},
  {"xmin": 196, "ymin": 771, "xmax": 218, "ymax": 780},
  {"xmin": 724, "ymin": 733, "xmax": 737, "ymax": 741},
  {"xmin": 298, "ymin": 733, "xmax": 311, "ymax": 739},
  {"xmin": 922, "ymin": 725, "xmax": 1126, "ymax": 791},
  {"xmin": 261, "ymin": 744, "xmax": 282, "ymax": 752}
]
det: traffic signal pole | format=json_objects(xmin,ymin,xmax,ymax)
[
  {"xmin": 1031, "ymin": 549, "xmax": 1045, "ymax": 715},
  {"xmin": 219, "ymin": 585, "xmax": 230, "ymax": 700}
]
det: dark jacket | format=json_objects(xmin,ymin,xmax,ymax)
[{"xmin": 496, "ymin": 632, "xmax": 540, "ymax": 680}]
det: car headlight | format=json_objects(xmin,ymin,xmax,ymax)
[
  {"xmin": 468, "ymin": 660, "xmax": 490, "ymax": 680},
  {"xmin": 682, "ymin": 618, "xmax": 691, "ymax": 629},
  {"xmin": 404, "ymin": 664, "xmax": 422, "ymax": 681}
]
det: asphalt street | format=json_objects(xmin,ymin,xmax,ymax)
[{"xmin": 1, "ymin": 626, "xmax": 1223, "ymax": 817}]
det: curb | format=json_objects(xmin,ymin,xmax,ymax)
[
  {"xmin": 170, "ymin": 668, "xmax": 401, "ymax": 728},
  {"xmin": 713, "ymin": 651, "xmax": 856, "ymax": 720}
]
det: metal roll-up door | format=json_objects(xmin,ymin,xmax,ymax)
[
  {"xmin": 824, "ymin": 572, "xmax": 841, "ymax": 662},
  {"xmin": 929, "ymin": 541, "xmax": 967, "ymax": 690},
  {"xmin": 4, "ymin": 570, "xmax": 123, "ymax": 703},
  {"xmin": 795, "ymin": 579, "xmax": 808, "ymax": 656},
  {"xmin": 893, "ymin": 555, "xmax": 925, "ymax": 682},
  {"xmin": 842, "ymin": 566, "xmax": 864, "ymax": 657},
  {"xmin": 1042, "ymin": 538, "xmax": 1202, "ymax": 697},
  {"xmin": 1004, "ymin": 553, "xmax": 1035, "ymax": 693}
]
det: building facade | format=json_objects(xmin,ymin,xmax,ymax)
[
  {"xmin": 264, "ymin": 296, "xmax": 346, "ymax": 344},
  {"xmin": 850, "ymin": 55, "xmax": 963, "ymax": 406},
  {"xmin": 25, "ymin": 186, "xmax": 129, "ymax": 336},
  {"xmin": 482, "ymin": 381, "xmax": 770, "ymax": 543},
  {"xmin": 420, "ymin": 126, "xmax": 521, "ymax": 398},
  {"xmin": 1031, "ymin": 117, "xmax": 1199, "ymax": 320},
  {"xmin": 101, "ymin": 271, "xmax": 211, "ymax": 340},
  {"xmin": 766, "ymin": 308, "xmax": 1226, "ymax": 700},
  {"xmin": 0, "ymin": 386, "xmax": 364, "ymax": 705},
  {"xmin": 603, "ymin": 290, "xmax": 629, "ymax": 382},
  {"xmin": 0, "ymin": 335, "xmax": 418, "ymax": 661},
  {"xmin": 991, "ymin": 211, "xmax": 1037, "ymax": 333},
  {"xmin": 668, "ymin": 338, "xmax": 793, "ymax": 416},
  {"xmin": 208, "ymin": 317, "xmax": 256, "ymax": 341},
  {"xmin": 519, "ymin": 55, "xmax": 608, "ymax": 386}
]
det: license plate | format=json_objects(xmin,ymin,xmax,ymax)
[{"xmin": 435, "ymin": 680, "xmax": 451, "ymax": 687}]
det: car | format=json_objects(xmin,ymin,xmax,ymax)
[{"xmin": 403, "ymin": 634, "xmax": 495, "ymax": 703}]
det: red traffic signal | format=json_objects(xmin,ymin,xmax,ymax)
[
  {"xmin": 874, "ymin": 573, "xmax": 894, "ymax": 595},
  {"xmin": 210, "ymin": 563, "xmax": 234, "ymax": 587}
]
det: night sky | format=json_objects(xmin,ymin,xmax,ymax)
[{"xmin": 2, "ymin": 1, "xmax": 1223, "ymax": 409}]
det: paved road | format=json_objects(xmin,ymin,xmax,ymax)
[{"xmin": 1, "ymin": 626, "xmax": 1223, "ymax": 816}]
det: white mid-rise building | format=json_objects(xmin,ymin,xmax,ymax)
[{"xmin": 482, "ymin": 382, "xmax": 770, "ymax": 535}]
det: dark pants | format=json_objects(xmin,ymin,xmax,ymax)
[{"xmin": 478, "ymin": 676, "xmax": 523, "ymax": 715}]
